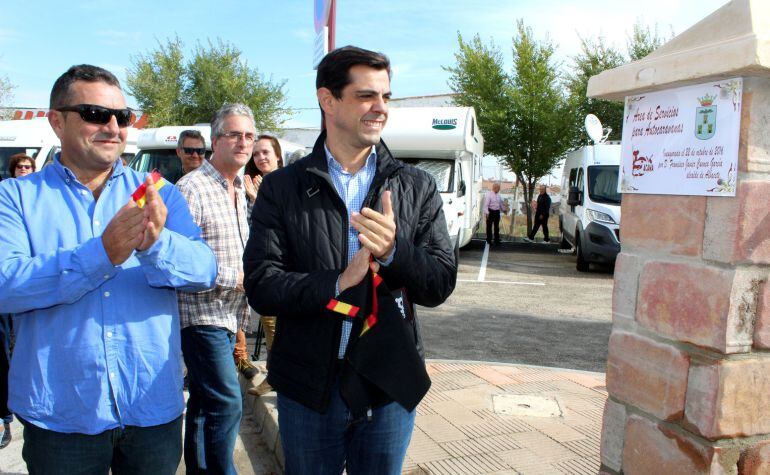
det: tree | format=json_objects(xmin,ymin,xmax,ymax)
[
  {"xmin": 127, "ymin": 38, "xmax": 290, "ymax": 129},
  {"xmin": 627, "ymin": 20, "xmax": 672, "ymax": 61},
  {"xmin": 566, "ymin": 21, "xmax": 674, "ymax": 145},
  {"xmin": 0, "ymin": 74, "xmax": 15, "ymax": 120},
  {"xmin": 565, "ymin": 36, "xmax": 625, "ymax": 145},
  {"xmin": 446, "ymin": 22, "xmax": 573, "ymax": 234}
]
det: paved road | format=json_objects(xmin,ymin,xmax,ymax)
[{"xmin": 418, "ymin": 240, "xmax": 614, "ymax": 373}]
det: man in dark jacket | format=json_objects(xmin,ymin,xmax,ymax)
[
  {"xmin": 243, "ymin": 46, "xmax": 456, "ymax": 474},
  {"xmin": 527, "ymin": 184, "xmax": 552, "ymax": 242}
]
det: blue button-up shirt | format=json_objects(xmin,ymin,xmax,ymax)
[
  {"xmin": 325, "ymin": 144, "xmax": 385, "ymax": 358},
  {"xmin": 0, "ymin": 155, "xmax": 216, "ymax": 434}
]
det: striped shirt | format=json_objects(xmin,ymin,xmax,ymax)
[
  {"xmin": 176, "ymin": 160, "xmax": 250, "ymax": 333},
  {"xmin": 325, "ymin": 144, "xmax": 377, "ymax": 358}
]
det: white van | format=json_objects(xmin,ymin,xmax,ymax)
[
  {"xmin": 0, "ymin": 118, "xmax": 138, "ymax": 180},
  {"xmin": 130, "ymin": 124, "xmax": 307, "ymax": 183},
  {"xmin": 382, "ymin": 106, "xmax": 484, "ymax": 249},
  {"xmin": 559, "ymin": 142, "xmax": 622, "ymax": 271}
]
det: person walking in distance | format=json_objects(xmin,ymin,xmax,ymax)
[
  {"xmin": 483, "ymin": 182, "xmax": 503, "ymax": 245},
  {"xmin": 527, "ymin": 184, "xmax": 552, "ymax": 243}
]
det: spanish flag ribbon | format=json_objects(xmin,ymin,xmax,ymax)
[
  {"xmin": 359, "ymin": 271, "xmax": 384, "ymax": 337},
  {"xmin": 132, "ymin": 170, "xmax": 167, "ymax": 208},
  {"xmin": 326, "ymin": 299, "xmax": 360, "ymax": 317},
  {"xmin": 360, "ymin": 314, "xmax": 378, "ymax": 337}
]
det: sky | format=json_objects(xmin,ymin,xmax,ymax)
[
  {"xmin": 1, "ymin": 0, "xmax": 730, "ymax": 130},
  {"xmin": 1, "ymin": 0, "xmax": 732, "ymax": 183}
]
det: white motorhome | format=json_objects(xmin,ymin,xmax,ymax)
[
  {"xmin": 130, "ymin": 124, "xmax": 307, "ymax": 183},
  {"xmin": 559, "ymin": 142, "xmax": 622, "ymax": 271},
  {"xmin": 0, "ymin": 118, "xmax": 138, "ymax": 180},
  {"xmin": 382, "ymin": 106, "xmax": 484, "ymax": 249},
  {"xmin": 0, "ymin": 118, "xmax": 59, "ymax": 179}
]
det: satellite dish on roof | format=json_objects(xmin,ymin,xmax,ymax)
[{"xmin": 584, "ymin": 114, "xmax": 604, "ymax": 144}]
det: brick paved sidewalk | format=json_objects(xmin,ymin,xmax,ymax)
[{"xmin": 243, "ymin": 359, "xmax": 607, "ymax": 474}]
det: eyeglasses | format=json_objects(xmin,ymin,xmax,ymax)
[
  {"xmin": 15, "ymin": 164, "xmax": 32, "ymax": 170},
  {"xmin": 219, "ymin": 131, "xmax": 256, "ymax": 142},
  {"xmin": 182, "ymin": 147, "xmax": 206, "ymax": 155},
  {"xmin": 56, "ymin": 104, "xmax": 136, "ymax": 127}
]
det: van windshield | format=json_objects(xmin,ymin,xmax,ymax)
[
  {"xmin": 587, "ymin": 165, "xmax": 621, "ymax": 205},
  {"xmin": 400, "ymin": 158, "xmax": 453, "ymax": 192},
  {"xmin": 0, "ymin": 147, "xmax": 41, "ymax": 180},
  {"xmin": 129, "ymin": 149, "xmax": 185, "ymax": 184}
]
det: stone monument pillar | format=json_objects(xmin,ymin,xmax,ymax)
[{"xmin": 588, "ymin": 1, "xmax": 770, "ymax": 473}]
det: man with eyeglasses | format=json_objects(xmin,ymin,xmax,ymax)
[
  {"xmin": 0, "ymin": 64, "xmax": 217, "ymax": 474},
  {"xmin": 176, "ymin": 129, "xmax": 207, "ymax": 175},
  {"xmin": 175, "ymin": 103, "xmax": 255, "ymax": 475}
]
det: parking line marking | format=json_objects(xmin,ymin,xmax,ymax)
[
  {"xmin": 478, "ymin": 242, "xmax": 489, "ymax": 282},
  {"xmin": 458, "ymin": 279, "xmax": 546, "ymax": 286}
]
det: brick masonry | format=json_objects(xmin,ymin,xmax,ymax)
[
  {"xmin": 620, "ymin": 194, "xmax": 706, "ymax": 256},
  {"xmin": 685, "ymin": 359, "xmax": 770, "ymax": 439},
  {"xmin": 594, "ymin": 6, "xmax": 770, "ymax": 474},
  {"xmin": 606, "ymin": 331, "xmax": 690, "ymax": 421},
  {"xmin": 636, "ymin": 261, "xmax": 742, "ymax": 352},
  {"xmin": 621, "ymin": 415, "xmax": 730, "ymax": 475}
]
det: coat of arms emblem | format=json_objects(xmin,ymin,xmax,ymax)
[{"xmin": 695, "ymin": 93, "xmax": 716, "ymax": 140}]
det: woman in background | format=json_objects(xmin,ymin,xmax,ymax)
[{"xmin": 8, "ymin": 153, "xmax": 35, "ymax": 178}]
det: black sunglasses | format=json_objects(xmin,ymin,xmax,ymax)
[
  {"xmin": 57, "ymin": 104, "xmax": 136, "ymax": 127},
  {"xmin": 182, "ymin": 147, "xmax": 206, "ymax": 155}
]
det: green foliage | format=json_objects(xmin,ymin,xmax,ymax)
[
  {"xmin": 127, "ymin": 37, "xmax": 290, "ymax": 129},
  {"xmin": 566, "ymin": 20, "xmax": 674, "ymax": 145},
  {"xmin": 445, "ymin": 34, "xmax": 513, "ymax": 159},
  {"xmin": 445, "ymin": 21, "xmax": 573, "ymax": 232},
  {"xmin": 627, "ymin": 20, "xmax": 673, "ymax": 61},
  {"xmin": 565, "ymin": 36, "xmax": 625, "ymax": 145}
]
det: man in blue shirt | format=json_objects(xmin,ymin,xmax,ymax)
[{"xmin": 0, "ymin": 65, "xmax": 217, "ymax": 474}]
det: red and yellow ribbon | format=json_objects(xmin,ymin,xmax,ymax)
[
  {"xmin": 326, "ymin": 299, "xmax": 360, "ymax": 317},
  {"xmin": 324, "ymin": 269, "xmax": 384, "ymax": 337},
  {"xmin": 132, "ymin": 170, "xmax": 167, "ymax": 208}
]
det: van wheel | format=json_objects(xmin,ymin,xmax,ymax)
[{"xmin": 576, "ymin": 235, "xmax": 589, "ymax": 272}]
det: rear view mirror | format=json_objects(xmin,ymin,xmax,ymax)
[
  {"xmin": 567, "ymin": 186, "xmax": 581, "ymax": 206},
  {"xmin": 457, "ymin": 180, "xmax": 466, "ymax": 197}
]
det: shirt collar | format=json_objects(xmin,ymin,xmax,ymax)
[
  {"xmin": 197, "ymin": 159, "xmax": 243, "ymax": 189},
  {"xmin": 53, "ymin": 152, "xmax": 125, "ymax": 184},
  {"xmin": 324, "ymin": 143, "xmax": 377, "ymax": 176}
]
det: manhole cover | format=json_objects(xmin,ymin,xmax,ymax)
[{"xmin": 493, "ymin": 394, "xmax": 563, "ymax": 418}]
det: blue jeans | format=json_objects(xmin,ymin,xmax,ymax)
[
  {"xmin": 20, "ymin": 415, "xmax": 182, "ymax": 474},
  {"xmin": 277, "ymin": 379, "xmax": 415, "ymax": 475},
  {"xmin": 181, "ymin": 325, "xmax": 242, "ymax": 475}
]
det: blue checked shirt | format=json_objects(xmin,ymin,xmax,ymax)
[{"xmin": 325, "ymin": 144, "xmax": 394, "ymax": 358}]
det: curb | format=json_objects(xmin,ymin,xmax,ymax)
[{"xmin": 239, "ymin": 362, "xmax": 283, "ymax": 472}]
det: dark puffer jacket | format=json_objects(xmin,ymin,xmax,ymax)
[{"xmin": 243, "ymin": 131, "xmax": 457, "ymax": 412}]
